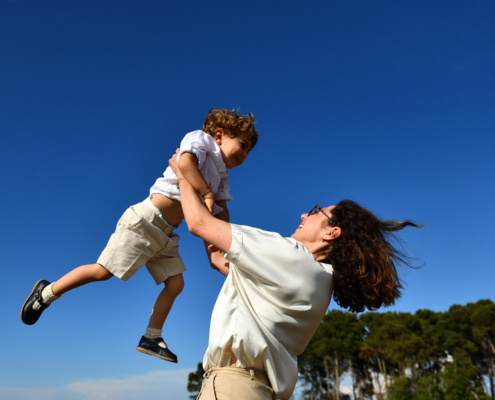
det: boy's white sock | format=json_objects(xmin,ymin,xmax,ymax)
[
  {"xmin": 144, "ymin": 327, "xmax": 162, "ymax": 340},
  {"xmin": 41, "ymin": 283, "xmax": 60, "ymax": 305}
]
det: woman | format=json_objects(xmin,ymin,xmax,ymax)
[{"xmin": 170, "ymin": 156, "xmax": 422, "ymax": 400}]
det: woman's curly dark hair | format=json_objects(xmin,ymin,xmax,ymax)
[{"xmin": 326, "ymin": 200, "xmax": 424, "ymax": 313}]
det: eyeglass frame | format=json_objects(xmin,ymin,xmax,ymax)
[{"xmin": 308, "ymin": 205, "xmax": 333, "ymax": 223}]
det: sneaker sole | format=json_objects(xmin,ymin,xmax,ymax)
[
  {"xmin": 136, "ymin": 346, "xmax": 178, "ymax": 363},
  {"xmin": 20, "ymin": 279, "xmax": 45, "ymax": 324}
]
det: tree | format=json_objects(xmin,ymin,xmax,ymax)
[
  {"xmin": 299, "ymin": 310, "xmax": 367, "ymax": 399},
  {"xmin": 468, "ymin": 299, "xmax": 495, "ymax": 399},
  {"xmin": 244, "ymin": 300, "xmax": 495, "ymax": 399},
  {"xmin": 187, "ymin": 362, "xmax": 205, "ymax": 399}
]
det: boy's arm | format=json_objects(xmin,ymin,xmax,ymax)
[
  {"xmin": 178, "ymin": 152, "xmax": 215, "ymax": 213},
  {"xmin": 213, "ymin": 200, "xmax": 230, "ymax": 222},
  {"xmin": 203, "ymin": 200, "xmax": 230, "ymax": 276},
  {"xmin": 170, "ymin": 150, "xmax": 232, "ymax": 274}
]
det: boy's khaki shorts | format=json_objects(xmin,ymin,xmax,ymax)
[{"xmin": 97, "ymin": 200, "xmax": 186, "ymax": 284}]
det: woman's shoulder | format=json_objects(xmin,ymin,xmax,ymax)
[
  {"xmin": 231, "ymin": 224, "xmax": 322, "ymax": 260},
  {"xmin": 231, "ymin": 224, "xmax": 285, "ymax": 239},
  {"xmin": 229, "ymin": 224, "xmax": 334, "ymax": 286}
]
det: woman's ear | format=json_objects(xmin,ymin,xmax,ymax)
[
  {"xmin": 325, "ymin": 227, "xmax": 341, "ymax": 240},
  {"xmin": 213, "ymin": 128, "xmax": 224, "ymax": 145}
]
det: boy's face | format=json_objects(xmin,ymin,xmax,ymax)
[{"xmin": 214, "ymin": 129, "xmax": 252, "ymax": 169}]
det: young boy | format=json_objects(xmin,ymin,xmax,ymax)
[{"xmin": 20, "ymin": 109, "xmax": 258, "ymax": 363}]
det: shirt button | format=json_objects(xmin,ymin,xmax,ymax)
[{"xmin": 216, "ymin": 163, "xmax": 221, "ymax": 168}]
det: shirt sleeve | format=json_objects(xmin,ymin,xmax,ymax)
[{"xmin": 178, "ymin": 130, "xmax": 213, "ymax": 169}]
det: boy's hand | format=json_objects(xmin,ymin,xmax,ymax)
[
  {"xmin": 207, "ymin": 243, "xmax": 222, "ymax": 253},
  {"xmin": 207, "ymin": 243, "xmax": 230, "ymax": 276},
  {"xmin": 203, "ymin": 192, "xmax": 215, "ymax": 214},
  {"xmin": 169, "ymin": 149, "xmax": 181, "ymax": 176}
]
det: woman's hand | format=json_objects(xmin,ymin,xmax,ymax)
[{"xmin": 169, "ymin": 148, "xmax": 181, "ymax": 177}]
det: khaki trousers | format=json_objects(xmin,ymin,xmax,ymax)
[{"xmin": 197, "ymin": 367, "xmax": 276, "ymax": 400}]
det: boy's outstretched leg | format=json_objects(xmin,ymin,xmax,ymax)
[
  {"xmin": 136, "ymin": 273, "xmax": 184, "ymax": 363},
  {"xmin": 20, "ymin": 263, "xmax": 113, "ymax": 325}
]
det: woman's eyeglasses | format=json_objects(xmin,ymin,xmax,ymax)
[{"xmin": 308, "ymin": 205, "xmax": 332, "ymax": 223}]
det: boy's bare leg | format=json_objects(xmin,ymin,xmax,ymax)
[
  {"xmin": 148, "ymin": 273, "xmax": 184, "ymax": 329},
  {"xmin": 136, "ymin": 273, "xmax": 184, "ymax": 363},
  {"xmin": 51, "ymin": 263, "xmax": 113, "ymax": 296},
  {"xmin": 21, "ymin": 263, "xmax": 113, "ymax": 325}
]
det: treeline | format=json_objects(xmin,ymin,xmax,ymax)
[{"xmin": 298, "ymin": 299, "xmax": 495, "ymax": 400}]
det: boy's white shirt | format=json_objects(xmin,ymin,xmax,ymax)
[{"xmin": 150, "ymin": 130, "xmax": 232, "ymax": 215}]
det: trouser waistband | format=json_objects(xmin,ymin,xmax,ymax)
[{"xmin": 204, "ymin": 367, "xmax": 271, "ymax": 387}]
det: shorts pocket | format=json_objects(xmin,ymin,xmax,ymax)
[{"xmin": 119, "ymin": 207, "xmax": 145, "ymax": 232}]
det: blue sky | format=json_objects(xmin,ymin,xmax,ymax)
[{"xmin": 1, "ymin": 1, "xmax": 494, "ymax": 399}]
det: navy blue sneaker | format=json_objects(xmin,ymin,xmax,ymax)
[
  {"xmin": 136, "ymin": 336, "xmax": 178, "ymax": 363},
  {"xmin": 20, "ymin": 280, "xmax": 51, "ymax": 325}
]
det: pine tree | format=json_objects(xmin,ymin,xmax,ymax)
[{"xmin": 187, "ymin": 362, "xmax": 205, "ymax": 399}]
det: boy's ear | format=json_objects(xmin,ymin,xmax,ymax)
[{"xmin": 213, "ymin": 128, "xmax": 224, "ymax": 145}]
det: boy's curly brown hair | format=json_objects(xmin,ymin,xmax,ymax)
[{"xmin": 202, "ymin": 109, "xmax": 259, "ymax": 151}]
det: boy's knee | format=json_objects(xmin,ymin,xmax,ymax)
[
  {"xmin": 94, "ymin": 264, "xmax": 113, "ymax": 281},
  {"xmin": 165, "ymin": 274, "xmax": 184, "ymax": 297}
]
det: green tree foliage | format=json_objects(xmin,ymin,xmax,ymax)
[
  {"xmin": 299, "ymin": 310, "xmax": 369, "ymax": 399},
  {"xmin": 298, "ymin": 299, "xmax": 494, "ymax": 400},
  {"xmin": 187, "ymin": 362, "xmax": 205, "ymax": 399}
]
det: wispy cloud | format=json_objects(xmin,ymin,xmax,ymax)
[{"xmin": 0, "ymin": 369, "xmax": 194, "ymax": 400}]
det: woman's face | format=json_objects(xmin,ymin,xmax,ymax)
[{"xmin": 291, "ymin": 205, "xmax": 336, "ymax": 244}]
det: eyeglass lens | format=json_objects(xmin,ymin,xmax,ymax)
[{"xmin": 308, "ymin": 205, "xmax": 320, "ymax": 216}]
